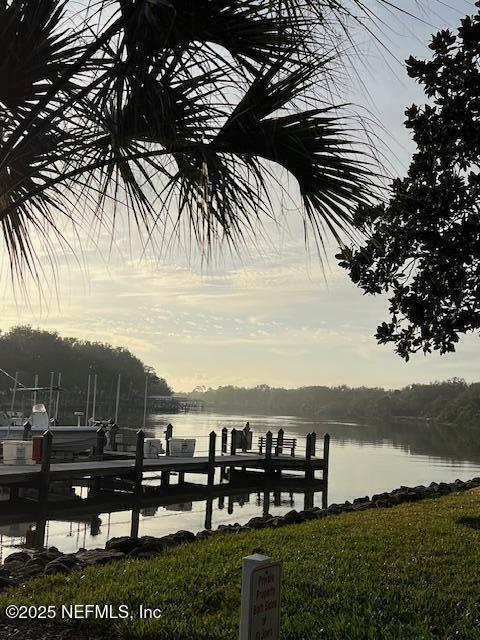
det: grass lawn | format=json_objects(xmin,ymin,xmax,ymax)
[{"xmin": 1, "ymin": 490, "xmax": 480, "ymax": 639}]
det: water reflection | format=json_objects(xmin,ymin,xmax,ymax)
[
  {"xmin": 0, "ymin": 412, "xmax": 479, "ymax": 557},
  {"xmin": 0, "ymin": 480, "xmax": 323, "ymax": 560}
]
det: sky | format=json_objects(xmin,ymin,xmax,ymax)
[{"xmin": 1, "ymin": 0, "xmax": 478, "ymax": 393}]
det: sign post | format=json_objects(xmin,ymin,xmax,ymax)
[{"xmin": 239, "ymin": 554, "xmax": 282, "ymax": 640}]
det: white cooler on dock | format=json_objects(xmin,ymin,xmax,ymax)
[
  {"xmin": 169, "ymin": 438, "xmax": 196, "ymax": 457},
  {"xmin": 143, "ymin": 438, "xmax": 164, "ymax": 458},
  {"xmin": 2, "ymin": 440, "xmax": 35, "ymax": 465}
]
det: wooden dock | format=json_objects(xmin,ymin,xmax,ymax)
[{"xmin": 0, "ymin": 428, "xmax": 330, "ymax": 510}]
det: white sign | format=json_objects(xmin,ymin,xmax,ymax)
[{"xmin": 239, "ymin": 554, "xmax": 282, "ymax": 640}]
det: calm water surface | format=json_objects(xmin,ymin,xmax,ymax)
[{"xmin": 1, "ymin": 412, "xmax": 479, "ymax": 557}]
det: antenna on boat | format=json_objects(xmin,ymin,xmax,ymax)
[
  {"xmin": 33, "ymin": 374, "xmax": 39, "ymax": 404},
  {"xmin": 54, "ymin": 372, "xmax": 62, "ymax": 420},
  {"xmin": 85, "ymin": 374, "xmax": 91, "ymax": 426},
  {"xmin": 114, "ymin": 373, "xmax": 121, "ymax": 424},
  {"xmin": 142, "ymin": 374, "xmax": 149, "ymax": 429},
  {"xmin": 10, "ymin": 372, "xmax": 19, "ymax": 414},
  {"xmin": 48, "ymin": 371, "xmax": 54, "ymax": 417},
  {"xmin": 92, "ymin": 374, "xmax": 98, "ymax": 422}
]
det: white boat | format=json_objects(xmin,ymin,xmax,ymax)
[{"xmin": 0, "ymin": 403, "xmax": 102, "ymax": 455}]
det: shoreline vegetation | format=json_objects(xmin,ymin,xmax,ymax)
[
  {"xmin": 0, "ymin": 481, "xmax": 479, "ymax": 639},
  {"xmin": 192, "ymin": 379, "xmax": 480, "ymax": 426},
  {"xmin": 2, "ymin": 326, "xmax": 480, "ymax": 429}
]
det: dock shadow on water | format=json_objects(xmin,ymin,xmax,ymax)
[
  {"xmin": 0, "ymin": 411, "xmax": 479, "ymax": 557},
  {"xmin": 0, "ymin": 477, "xmax": 325, "ymax": 558}
]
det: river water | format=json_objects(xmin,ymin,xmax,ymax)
[{"xmin": 1, "ymin": 412, "xmax": 479, "ymax": 557}]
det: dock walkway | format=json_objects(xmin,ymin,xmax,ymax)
[{"xmin": 0, "ymin": 428, "xmax": 330, "ymax": 504}]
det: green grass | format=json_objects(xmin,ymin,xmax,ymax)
[{"xmin": 2, "ymin": 491, "xmax": 480, "ymax": 639}]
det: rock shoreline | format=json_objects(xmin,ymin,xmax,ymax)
[{"xmin": 1, "ymin": 477, "xmax": 479, "ymax": 591}]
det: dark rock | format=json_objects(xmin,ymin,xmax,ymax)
[
  {"xmin": 158, "ymin": 535, "xmax": 177, "ymax": 547},
  {"xmin": 438, "ymin": 482, "xmax": 453, "ymax": 494},
  {"xmin": 298, "ymin": 510, "xmax": 318, "ymax": 521},
  {"xmin": 25, "ymin": 557, "xmax": 46, "ymax": 568},
  {"xmin": 44, "ymin": 561, "xmax": 71, "ymax": 575},
  {"xmin": 55, "ymin": 554, "xmax": 81, "ymax": 568},
  {"xmin": 4, "ymin": 552, "xmax": 30, "ymax": 565},
  {"xmin": 16, "ymin": 566, "xmax": 44, "ymax": 579},
  {"xmin": 76, "ymin": 549, "xmax": 125, "ymax": 566},
  {"xmin": 353, "ymin": 496, "xmax": 369, "ymax": 504},
  {"xmin": 283, "ymin": 509, "xmax": 302, "ymax": 524},
  {"xmin": 267, "ymin": 517, "xmax": 286, "ymax": 528},
  {"xmin": 371, "ymin": 492, "xmax": 391, "ymax": 502},
  {"xmin": 174, "ymin": 530, "xmax": 196, "ymax": 543},
  {"xmin": 246, "ymin": 517, "xmax": 269, "ymax": 530},
  {"xmin": 196, "ymin": 530, "xmax": 212, "ymax": 540},
  {"xmin": 3, "ymin": 561, "xmax": 27, "ymax": 575},
  {"xmin": 105, "ymin": 536, "xmax": 141, "ymax": 554},
  {"xmin": 327, "ymin": 504, "xmax": 343, "ymax": 515}
]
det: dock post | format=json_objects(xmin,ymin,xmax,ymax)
[
  {"xmin": 96, "ymin": 427, "xmax": 106, "ymax": 460},
  {"xmin": 205, "ymin": 496, "xmax": 213, "ymax": 530},
  {"xmin": 275, "ymin": 428, "xmax": 284, "ymax": 456},
  {"xmin": 311, "ymin": 432, "xmax": 317, "ymax": 457},
  {"xmin": 265, "ymin": 430, "xmax": 273, "ymax": 475},
  {"xmin": 220, "ymin": 427, "xmax": 228, "ymax": 480},
  {"xmin": 305, "ymin": 433, "xmax": 314, "ymax": 481},
  {"xmin": 263, "ymin": 490, "xmax": 270, "ymax": 516},
  {"xmin": 208, "ymin": 431, "xmax": 216, "ymax": 486},
  {"xmin": 165, "ymin": 423, "xmax": 173, "ymax": 456},
  {"xmin": 134, "ymin": 429, "xmax": 145, "ymax": 497},
  {"xmin": 109, "ymin": 423, "xmax": 119, "ymax": 451},
  {"xmin": 23, "ymin": 422, "xmax": 32, "ymax": 441},
  {"xmin": 130, "ymin": 508, "xmax": 140, "ymax": 538},
  {"xmin": 304, "ymin": 488, "xmax": 314, "ymax": 510},
  {"xmin": 229, "ymin": 429, "xmax": 238, "ymax": 479},
  {"xmin": 39, "ymin": 430, "xmax": 53, "ymax": 503},
  {"xmin": 230, "ymin": 429, "xmax": 238, "ymax": 455},
  {"xmin": 322, "ymin": 433, "xmax": 330, "ymax": 509}
]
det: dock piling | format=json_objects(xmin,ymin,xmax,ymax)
[
  {"xmin": 311, "ymin": 432, "xmax": 317, "ymax": 457},
  {"xmin": 23, "ymin": 422, "xmax": 32, "ymax": 441},
  {"xmin": 265, "ymin": 431, "xmax": 273, "ymax": 475},
  {"xmin": 134, "ymin": 429, "xmax": 145, "ymax": 496},
  {"xmin": 322, "ymin": 433, "xmax": 330, "ymax": 508},
  {"xmin": 96, "ymin": 427, "xmax": 106, "ymax": 460},
  {"xmin": 165, "ymin": 423, "xmax": 173, "ymax": 456},
  {"xmin": 230, "ymin": 428, "xmax": 238, "ymax": 455},
  {"xmin": 109, "ymin": 423, "xmax": 119, "ymax": 451},
  {"xmin": 208, "ymin": 431, "xmax": 216, "ymax": 486},
  {"xmin": 221, "ymin": 427, "xmax": 227, "ymax": 453},
  {"xmin": 39, "ymin": 430, "xmax": 53, "ymax": 503},
  {"xmin": 275, "ymin": 428, "xmax": 284, "ymax": 456},
  {"xmin": 305, "ymin": 434, "xmax": 314, "ymax": 481}
]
